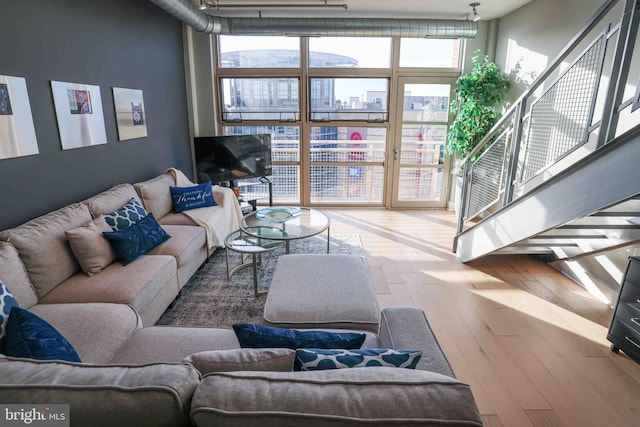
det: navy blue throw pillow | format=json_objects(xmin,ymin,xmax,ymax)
[
  {"xmin": 102, "ymin": 213, "xmax": 170, "ymax": 265},
  {"xmin": 3, "ymin": 307, "xmax": 81, "ymax": 362},
  {"xmin": 170, "ymin": 182, "xmax": 216, "ymax": 213},
  {"xmin": 233, "ymin": 323, "xmax": 366, "ymax": 350}
]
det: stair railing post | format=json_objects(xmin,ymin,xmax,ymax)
[
  {"xmin": 504, "ymin": 102, "xmax": 527, "ymax": 204},
  {"xmin": 452, "ymin": 156, "xmax": 471, "ymax": 253},
  {"xmin": 598, "ymin": 0, "xmax": 640, "ymax": 147}
]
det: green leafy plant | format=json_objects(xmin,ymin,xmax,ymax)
[{"xmin": 447, "ymin": 50, "xmax": 510, "ymax": 164}]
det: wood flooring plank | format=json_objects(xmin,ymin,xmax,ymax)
[
  {"xmin": 480, "ymin": 415, "xmax": 504, "ymax": 427},
  {"xmin": 321, "ymin": 208, "xmax": 640, "ymax": 427},
  {"xmin": 447, "ymin": 287, "xmax": 551, "ymax": 410},
  {"xmin": 524, "ymin": 409, "xmax": 564, "ymax": 427},
  {"xmin": 501, "ymin": 309, "xmax": 629, "ymax": 427},
  {"xmin": 405, "ymin": 283, "xmax": 496, "ymax": 415},
  {"xmin": 368, "ymin": 264, "xmax": 391, "ymax": 294},
  {"xmin": 414, "ymin": 284, "xmax": 535, "ymax": 426},
  {"xmin": 499, "ymin": 335, "xmax": 597, "ymax": 427}
]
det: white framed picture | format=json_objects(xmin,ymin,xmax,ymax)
[
  {"xmin": 0, "ymin": 75, "xmax": 39, "ymax": 160},
  {"xmin": 112, "ymin": 87, "xmax": 147, "ymax": 141},
  {"xmin": 51, "ymin": 80, "xmax": 107, "ymax": 150}
]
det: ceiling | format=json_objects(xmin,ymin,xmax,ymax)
[{"xmin": 193, "ymin": 0, "xmax": 533, "ymax": 20}]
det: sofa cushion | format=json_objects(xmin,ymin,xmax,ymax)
[
  {"xmin": 0, "ymin": 280, "xmax": 19, "ymax": 342},
  {"xmin": 134, "ymin": 172, "xmax": 175, "ymax": 219},
  {"xmin": 65, "ymin": 216, "xmax": 117, "ymax": 276},
  {"xmin": 103, "ymin": 214, "xmax": 170, "ymax": 265},
  {"xmin": 103, "ymin": 198, "xmax": 148, "ymax": 231},
  {"xmin": 233, "ymin": 323, "xmax": 366, "ymax": 350},
  {"xmin": 30, "ymin": 303, "xmax": 140, "ymax": 364},
  {"xmin": 0, "ymin": 203, "xmax": 91, "ymax": 299},
  {"xmin": 170, "ymin": 182, "xmax": 217, "ymax": 212},
  {"xmin": 0, "ymin": 242, "xmax": 38, "ymax": 309},
  {"xmin": 84, "ymin": 183, "xmax": 141, "ymax": 219},
  {"xmin": 111, "ymin": 326, "xmax": 241, "ymax": 365},
  {"xmin": 0, "ymin": 357, "xmax": 199, "ymax": 427},
  {"xmin": 147, "ymin": 224, "xmax": 205, "ymax": 269},
  {"xmin": 184, "ymin": 349, "xmax": 295, "ymax": 375},
  {"xmin": 157, "ymin": 212, "xmax": 199, "ymax": 227},
  {"xmin": 190, "ymin": 368, "xmax": 483, "ymax": 426},
  {"xmin": 294, "ymin": 348, "xmax": 422, "ymax": 371},
  {"xmin": 3, "ymin": 307, "xmax": 81, "ymax": 362},
  {"xmin": 38, "ymin": 255, "xmax": 177, "ymax": 329}
]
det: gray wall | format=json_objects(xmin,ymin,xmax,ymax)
[
  {"xmin": 494, "ymin": 0, "xmax": 620, "ymax": 100},
  {"xmin": 0, "ymin": 0, "xmax": 192, "ymax": 230}
]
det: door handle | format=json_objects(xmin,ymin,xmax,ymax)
[{"xmin": 393, "ymin": 147, "xmax": 399, "ymax": 161}]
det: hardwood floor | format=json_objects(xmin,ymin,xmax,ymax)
[{"xmin": 323, "ymin": 208, "xmax": 640, "ymax": 427}]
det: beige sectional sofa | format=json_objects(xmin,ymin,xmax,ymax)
[
  {"xmin": 0, "ymin": 169, "xmax": 241, "ymax": 327},
  {"xmin": 0, "ymin": 169, "xmax": 482, "ymax": 426}
]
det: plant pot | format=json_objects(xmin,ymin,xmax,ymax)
[{"xmin": 454, "ymin": 174, "xmax": 463, "ymax": 215}]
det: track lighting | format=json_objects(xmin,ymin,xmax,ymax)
[
  {"xmin": 469, "ymin": 2, "xmax": 481, "ymax": 22},
  {"xmin": 197, "ymin": 1, "xmax": 348, "ymax": 14}
]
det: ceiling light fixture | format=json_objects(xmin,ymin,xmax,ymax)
[
  {"xmin": 469, "ymin": 2, "xmax": 481, "ymax": 22},
  {"xmin": 199, "ymin": 0, "xmax": 216, "ymax": 10}
]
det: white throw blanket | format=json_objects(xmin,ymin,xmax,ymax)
[{"xmin": 167, "ymin": 168, "xmax": 243, "ymax": 256}]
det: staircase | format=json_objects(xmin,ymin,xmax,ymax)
[{"xmin": 453, "ymin": 0, "xmax": 640, "ymax": 303}]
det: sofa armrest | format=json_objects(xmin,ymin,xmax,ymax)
[
  {"xmin": 0, "ymin": 357, "xmax": 199, "ymax": 427},
  {"xmin": 378, "ymin": 307, "xmax": 455, "ymax": 377}
]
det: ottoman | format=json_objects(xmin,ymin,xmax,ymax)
[{"xmin": 263, "ymin": 254, "xmax": 381, "ymax": 333}]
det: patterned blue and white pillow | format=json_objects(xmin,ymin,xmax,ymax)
[
  {"xmin": 1, "ymin": 280, "xmax": 20, "ymax": 341},
  {"xmin": 103, "ymin": 198, "xmax": 148, "ymax": 231},
  {"xmin": 295, "ymin": 348, "xmax": 422, "ymax": 371}
]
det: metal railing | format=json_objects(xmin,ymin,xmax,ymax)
[{"xmin": 454, "ymin": 0, "xmax": 640, "ymax": 249}]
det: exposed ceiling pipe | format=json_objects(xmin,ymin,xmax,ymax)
[{"xmin": 148, "ymin": 0, "xmax": 478, "ymax": 38}]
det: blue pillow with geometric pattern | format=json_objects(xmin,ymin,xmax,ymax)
[
  {"xmin": 102, "ymin": 213, "xmax": 171, "ymax": 265},
  {"xmin": 3, "ymin": 307, "xmax": 81, "ymax": 362},
  {"xmin": 0, "ymin": 280, "xmax": 20, "ymax": 345},
  {"xmin": 295, "ymin": 348, "xmax": 422, "ymax": 371},
  {"xmin": 103, "ymin": 198, "xmax": 148, "ymax": 231}
]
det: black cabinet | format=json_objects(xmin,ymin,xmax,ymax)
[{"xmin": 608, "ymin": 256, "xmax": 640, "ymax": 364}]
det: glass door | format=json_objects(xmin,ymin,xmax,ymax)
[{"xmin": 390, "ymin": 78, "xmax": 454, "ymax": 208}]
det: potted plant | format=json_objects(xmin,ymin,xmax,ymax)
[{"xmin": 447, "ymin": 50, "xmax": 510, "ymax": 211}]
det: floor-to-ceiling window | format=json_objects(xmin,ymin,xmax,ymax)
[{"xmin": 215, "ymin": 35, "xmax": 461, "ymax": 207}]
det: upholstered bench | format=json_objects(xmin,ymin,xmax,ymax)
[{"xmin": 263, "ymin": 254, "xmax": 380, "ymax": 333}]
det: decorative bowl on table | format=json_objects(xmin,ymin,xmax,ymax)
[{"xmin": 255, "ymin": 207, "xmax": 301, "ymax": 222}]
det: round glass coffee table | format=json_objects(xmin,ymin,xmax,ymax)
[
  {"xmin": 224, "ymin": 229, "xmax": 284, "ymax": 296},
  {"xmin": 240, "ymin": 207, "xmax": 331, "ymax": 254}
]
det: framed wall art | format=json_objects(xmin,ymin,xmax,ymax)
[
  {"xmin": 112, "ymin": 87, "xmax": 147, "ymax": 141},
  {"xmin": 51, "ymin": 80, "xmax": 107, "ymax": 150},
  {"xmin": 0, "ymin": 75, "xmax": 39, "ymax": 160}
]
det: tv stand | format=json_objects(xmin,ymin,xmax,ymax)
[{"xmin": 229, "ymin": 176, "xmax": 273, "ymax": 213}]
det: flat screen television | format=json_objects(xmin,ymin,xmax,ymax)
[{"xmin": 194, "ymin": 134, "xmax": 272, "ymax": 183}]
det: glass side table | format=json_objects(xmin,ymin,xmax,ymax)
[{"xmin": 224, "ymin": 228, "xmax": 284, "ymax": 297}]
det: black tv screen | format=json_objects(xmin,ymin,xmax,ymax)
[{"xmin": 194, "ymin": 134, "xmax": 272, "ymax": 183}]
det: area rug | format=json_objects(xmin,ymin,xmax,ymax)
[{"xmin": 156, "ymin": 234, "xmax": 363, "ymax": 328}]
